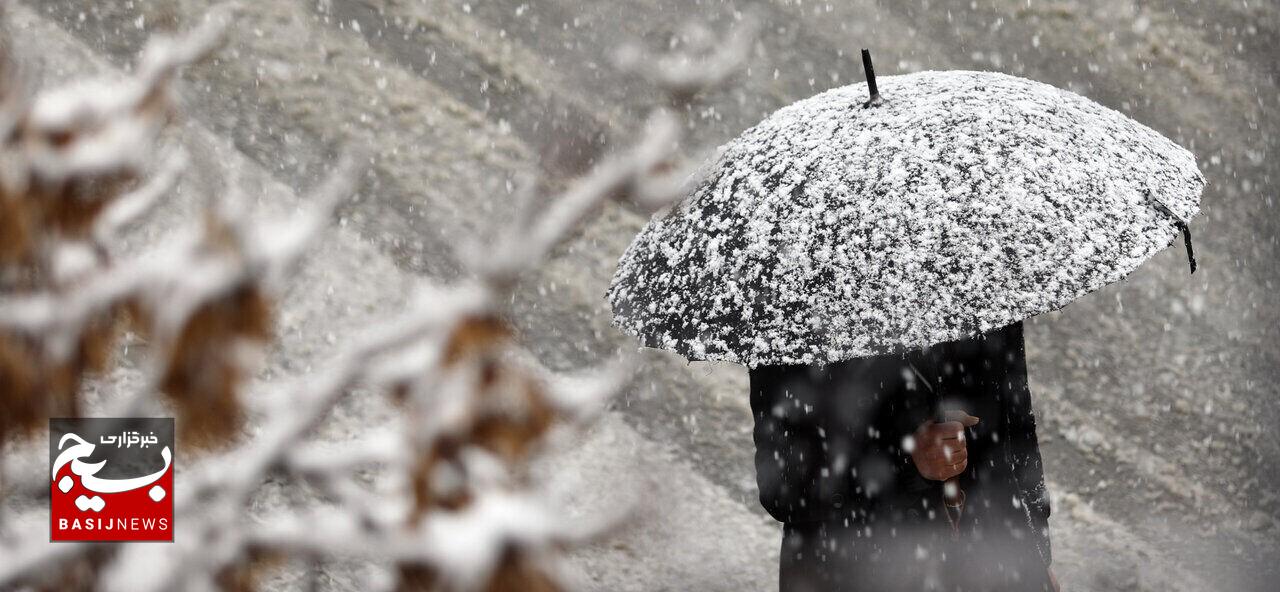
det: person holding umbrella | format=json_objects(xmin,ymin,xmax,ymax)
[
  {"xmin": 750, "ymin": 322, "xmax": 1053, "ymax": 591},
  {"xmin": 609, "ymin": 50, "xmax": 1203, "ymax": 591}
]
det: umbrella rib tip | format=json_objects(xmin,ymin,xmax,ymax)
[{"xmin": 1145, "ymin": 189, "xmax": 1198, "ymax": 274}]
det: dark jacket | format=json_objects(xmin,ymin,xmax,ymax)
[{"xmin": 750, "ymin": 322, "xmax": 1052, "ymax": 591}]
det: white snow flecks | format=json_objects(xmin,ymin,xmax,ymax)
[{"xmin": 609, "ymin": 70, "xmax": 1205, "ymax": 367}]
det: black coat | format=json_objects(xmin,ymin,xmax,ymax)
[{"xmin": 750, "ymin": 322, "xmax": 1052, "ymax": 591}]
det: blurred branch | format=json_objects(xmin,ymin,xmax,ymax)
[
  {"xmin": 93, "ymin": 149, "xmax": 187, "ymax": 246},
  {"xmin": 478, "ymin": 110, "xmax": 682, "ymax": 285},
  {"xmin": 0, "ymin": 4, "xmax": 755, "ymax": 591},
  {"xmin": 615, "ymin": 13, "xmax": 759, "ymax": 103}
]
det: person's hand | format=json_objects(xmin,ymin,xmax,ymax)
[
  {"xmin": 909, "ymin": 410, "xmax": 979, "ymax": 481},
  {"xmin": 1047, "ymin": 566, "xmax": 1061, "ymax": 592}
]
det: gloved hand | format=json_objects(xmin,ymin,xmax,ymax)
[{"xmin": 909, "ymin": 409, "xmax": 980, "ymax": 481}]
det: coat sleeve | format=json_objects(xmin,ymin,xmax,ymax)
[
  {"xmin": 749, "ymin": 361, "xmax": 933, "ymax": 525},
  {"xmin": 1005, "ymin": 325, "xmax": 1053, "ymax": 567},
  {"xmin": 749, "ymin": 364, "xmax": 837, "ymax": 524}
]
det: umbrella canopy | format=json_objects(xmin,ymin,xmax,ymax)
[{"xmin": 608, "ymin": 65, "xmax": 1204, "ymax": 368}]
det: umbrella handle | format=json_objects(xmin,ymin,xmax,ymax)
[
  {"xmin": 942, "ymin": 477, "xmax": 962, "ymax": 503},
  {"xmin": 914, "ymin": 359, "xmax": 964, "ymax": 509},
  {"xmin": 934, "ymin": 408, "xmax": 965, "ymax": 507}
]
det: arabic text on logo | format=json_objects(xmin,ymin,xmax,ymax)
[{"xmin": 49, "ymin": 418, "xmax": 174, "ymax": 542}]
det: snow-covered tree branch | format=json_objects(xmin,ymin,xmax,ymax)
[{"xmin": 0, "ymin": 4, "xmax": 751, "ymax": 591}]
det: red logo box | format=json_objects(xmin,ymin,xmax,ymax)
[{"xmin": 49, "ymin": 418, "xmax": 174, "ymax": 542}]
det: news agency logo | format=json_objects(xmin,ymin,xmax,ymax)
[{"xmin": 49, "ymin": 418, "xmax": 174, "ymax": 542}]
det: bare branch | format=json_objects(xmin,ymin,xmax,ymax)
[
  {"xmin": 0, "ymin": 5, "xmax": 756, "ymax": 590},
  {"xmin": 615, "ymin": 13, "xmax": 759, "ymax": 101}
]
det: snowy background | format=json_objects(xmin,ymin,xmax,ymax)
[{"xmin": 3, "ymin": 0, "xmax": 1277, "ymax": 590}]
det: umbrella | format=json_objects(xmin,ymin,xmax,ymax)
[{"xmin": 608, "ymin": 51, "xmax": 1204, "ymax": 368}]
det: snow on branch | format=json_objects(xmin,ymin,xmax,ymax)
[
  {"xmin": 614, "ymin": 12, "xmax": 759, "ymax": 103},
  {"xmin": 0, "ymin": 5, "xmax": 752, "ymax": 592}
]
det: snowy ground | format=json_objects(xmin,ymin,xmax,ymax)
[{"xmin": 4, "ymin": 0, "xmax": 1278, "ymax": 590}]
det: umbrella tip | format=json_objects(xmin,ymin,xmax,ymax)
[
  {"xmin": 861, "ymin": 48, "xmax": 883, "ymax": 108},
  {"xmin": 1183, "ymin": 224, "xmax": 1198, "ymax": 274},
  {"xmin": 1146, "ymin": 189, "xmax": 1197, "ymax": 274}
]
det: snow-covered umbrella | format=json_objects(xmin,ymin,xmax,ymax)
[{"xmin": 608, "ymin": 51, "xmax": 1204, "ymax": 368}]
